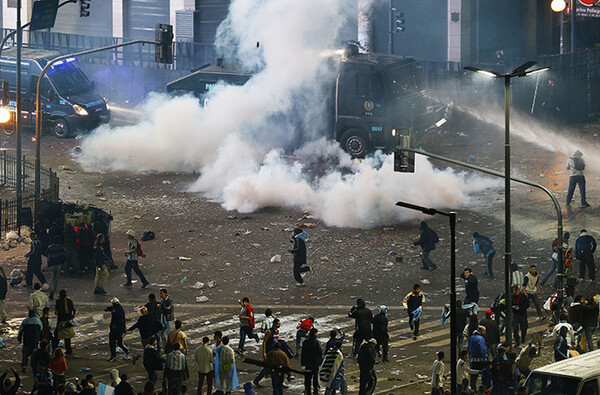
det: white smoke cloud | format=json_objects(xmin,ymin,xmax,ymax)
[{"xmin": 77, "ymin": 0, "xmax": 500, "ymax": 228}]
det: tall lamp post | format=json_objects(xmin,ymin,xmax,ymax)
[
  {"xmin": 395, "ymin": 201, "xmax": 457, "ymax": 393},
  {"xmin": 464, "ymin": 61, "xmax": 549, "ymax": 347}
]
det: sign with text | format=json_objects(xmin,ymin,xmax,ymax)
[
  {"xmin": 29, "ymin": 0, "xmax": 59, "ymax": 31},
  {"xmin": 576, "ymin": 0, "xmax": 600, "ymax": 17}
]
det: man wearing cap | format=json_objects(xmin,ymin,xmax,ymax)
[
  {"xmin": 105, "ymin": 298, "xmax": 129, "ymax": 362},
  {"xmin": 566, "ymin": 150, "xmax": 590, "ymax": 207},
  {"xmin": 480, "ymin": 309, "xmax": 500, "ymax": 359},
  {"xmin": 123, "ymin": 230, "xmax": 149, "ymax": 288},
  {"xmin": 358, "ymin": 339, "xmax": 377, "ymax": 395},
  {"xmin": 372, "ymin": 306, "xmax": 390, "ymax": 363},
  {"xmin": 542, "ymin": 232, "xmax": 570, "ymax": 288},
  {"xmin": 288, "ymin": 228, "xmax": 314, "ymax": 286},
  {"xmin": 403, "ymin": 284, "xmax": 425, "ymax": 340}
]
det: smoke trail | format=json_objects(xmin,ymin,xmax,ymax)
[
  {"xmin": 77, "ymin": 0, "xmax": 499, "ymax": 228},
  {"xmin": 452, "ymin": 99, "xmax": 600, "ymax": 173}
]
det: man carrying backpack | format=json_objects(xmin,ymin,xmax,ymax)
[
  {"xmin": 123, "ymin": 230, "xmax": 149, "ymax": 288},
  {"xmin": 566, "ymin": 150, "xmax": 590, "ymax": 207},
  {"xmin": 473, "ymin": 232, "xmax": 496, "ymax": 279},
  {"xmin": 412, "ymin": 221, "xmax": 439, "ymax": 271}
]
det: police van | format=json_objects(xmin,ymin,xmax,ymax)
[
  {"xmin": 0, "ymin": 47, "xmax": 110, "ymax": 137},
  {"xmin": 524, "ymin": 349, "xmax": 600, "ymax": 394},
  {"xmin": 167, "ymin": 48, "xmax": 446, "ymax": 158}
]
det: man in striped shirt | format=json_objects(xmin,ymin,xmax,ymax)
[{"xmin": 165, "ymin": 343, "xmax": 189, "ymax": 392}]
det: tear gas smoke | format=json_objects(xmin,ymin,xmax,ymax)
[{"xmin": 77, "ymin": 0, "xmax": 499, "ymax": 228}]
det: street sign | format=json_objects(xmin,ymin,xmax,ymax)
[
  {"xmin": 576, "ymin": 0, "xmax": 600, "ymax": 17},
  {"xmin": 29, "ymin": 0, "xmax": 59, "ymax": 31}
]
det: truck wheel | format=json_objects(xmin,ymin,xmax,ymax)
[
  {"xmin": 53, "ymin": 118, "xmax": 71, "ymax": 138},
  {"xmin": 340, "ymin": 129, "xmax": 369, "ymax": 159}
]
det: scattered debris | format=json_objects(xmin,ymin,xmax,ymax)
[
  {"xmin": 196, "ymin": 296, "xmax": 209, "ymax": 303},
  {"xmin": 270, "ymin": 254, "xmax": 282, "ymax": 263},
  {"xmin": 162, "ymin": 180, "xmax": 172, "ymax": 185},
  {"xmin": 178, "ymin": 257, "xmax": 191, "ymax": 261},
  {"xmin": 421, "ymin": 279, "xmax": 430, "ymax": 284},
  {"xmin": 180, "ymin": 276, "xmax": 188, "ymax": 284},
  {"xmin": 321, "ymin": 256, "xmax": 329, "ymax": 261},
  {"xmin": 227, "ymin": 215, "xmax": 237, "ymax": 220},
  {"xmin": 191, "ymin": 282, "xmax": 204, "ymax": 289},
  {"xmin": 208, "ymin": 281, "xmax": 217, "ymax": 288},
  {"xmin": 297, "ymin": 223, "xmax": 316, "ymax": 228}
]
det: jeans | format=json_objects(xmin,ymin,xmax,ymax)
[
  {"xmin": 304, "ymin": 365, "xmax": 319, "ymax": 394},
  {"xmin": 470, "ymin": 361, "xmax": 486, "ymax": 390},
  {"xmin": 21, "ymin": 346, "xmax": 35, "ymax": 368},
  {"xmin": 421, "ymin": 250, "xmax": 437, "ymax": 270},
  {"xmin": 527, "ymin": 293, "xmax": 544, "ymax": 317},
  {"xmin": 197, "ymin": 371, "xmax": 213, "ymax": 395},
  {"xmin": 359, "ymin": 369, "xmax": 376, "ymax": 395},
  {"xmin": 486, "ymin": 250, "xmax": 495, "ymax": 278},
  {"xmin": 125, "ymin": 259, "xmax": 148, "ymax": 285},
  {"xmin": 325, "ymin": 380, "xmax": 347, "ymax": 395},
  {"xmin": 109, "ymin": 330, "xmax": 129, "ymax": 357},
  {"xmin": 94, "ymin": 264, "xmax": 110, "ymax": 290},
  {"xmin": 584, "ymin": 326, "xmax": 596, "ymax": 351},
  {"xmin": 147, "ymin": 369, "xmax": 158, "ymax": 384},
  {"xmin": 566, "ymin": 175, "xmax": 587, "ymax": 205},
  {"xmin": 161, "ymin": 319, "xmax": 174, "ymax": 344},
  {"xmin": 48, "ymin": 265, "xmax": 61, "ymax": 294},
  {"xmin": 167, "ymin": 379, "xmax": 182, "ymax": 392},
  {"xmin": 293, "ymin": 261, "xmax": 310, "ymax": 283},
  {"xmin": 296, "ymin": 328, "xmax": 309, "ymax": 354},
  {"xmin": 271, "ymin": 374, "xmax": 284, "ymax": 395},
  {"xmin": 238, "ymin": 326, "xmax": 258, "ymax": 350},
  {"xmin": 26, "ymin": 260, "xmax": 46, "ymax": 286},
  {"xmin": 579, "ymin": 258, "xmax": 596, "ymax": 280},
  {"xmin": 408, "ymin": 312, "xmax": 420, "ymax": 336},
  {"xmin": 352, "ymin": 331, "xmax": 372, "ymax": 356},
  {"xmin": 375, "ymin": 336, "xmax": 389, "ymax": 361},
  {"xmin": 541, "ymin": 258, "xmax": 558, "ymax": 287},
  {"xmin": 65, "ymin": 248, "xmax": 80, "ymax": 274},
  {"xmin": 0, "ymin": 299, "xmax": 6, "ymax": 321},
  {"xmin": 513, "ymin": 314, "xmax": 528, "ymax": 345}
]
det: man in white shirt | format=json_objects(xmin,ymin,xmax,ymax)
[
  {"xmin": 457, "ymin": 350, "xmax": 480, "ymax": 392},
  {"xmin": 430, "ymin": 351, "xmax": 445, "ymax": 395}
]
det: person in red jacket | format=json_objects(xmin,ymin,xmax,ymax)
[{"xmin": 236, "ymin": 297, "xmax": 258, "ymax": 355}]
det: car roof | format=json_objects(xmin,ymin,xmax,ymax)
[
  {"xmin": 1, "ymin": 47, "xmax": 62, "ymax": 62},
  {"xmin": 532, "ymin": 350, "xmax": 600, "ymax": 379}
]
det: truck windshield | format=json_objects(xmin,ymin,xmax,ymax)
[
  {"xmin": 384, "ymin": 63, "xmax": 421, "ymax": 98},
  {"xmin": 47, "ymin": 63, "xmax": 93, "ymax": 96},
  {"xmin": 524, "ymin": 373, "xmax": 580, "ymax": 395}
]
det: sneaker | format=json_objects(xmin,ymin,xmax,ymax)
[
  {"xmin": 295, "ymin": 282, "xmax": 306, "ymax": 287},
  {"xmin": 420, "ymin": 267, "xmax": 429, "ymax": 270},
  {"xmin": 107, "ymin": 356, "xmax": 116, "ymax": 362},
  {"xmin": 413, "ymin": 336, "xmax": 417, "ymax": 340},
  {"xmin": 582, "ymin": 202, "xmax": 591, "ymax": 208},
  {"xmin": 122, "ymin": 283, "xmax": 132, "ymax": 287},
  {"xmin": 252, "ymin": 380, "xmax": 262, "ymax": 388},
  {"xmin": 99, "ymin": 289, "xmax": 107, "ymax": 295},
  {"xmin": 235, "ymin": 348, "xmax": 244, "ymax": 356},
  {"xmin": 309, "ymin": 266, "xmax": 315, "ymax": 275},
  {"xmin": 429, "ymin": 266, "xmax": 438, "ymax": 272},
  {"xmin": 141, "ymin": 282, "xmax": 149, "ymax": 289},
  {"xmin": 93, "ymin": 288, "xmax": 102, "ymax": 294}
]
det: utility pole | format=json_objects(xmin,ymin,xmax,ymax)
[
  {"xmin": 388, "ymin": 0, "xmax": 393, "ymax": 54},
  {"xmin": 15, "ymin": 0, "xmax": 22, "ymax": 234}
]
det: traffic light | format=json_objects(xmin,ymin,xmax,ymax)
[
  {"xmin": 395, "ymin": 11, "xmax": 405, "ymax": 32},
  {"xmin": 79, "ymin": 0, "xmax": 90, "ymax": 17},
  {"xmin": 393, "ymin": 134, "xmax": 415, "ymax": 173},
  {"xmin": 155, "ymin": 24, "xmax": 174, "ymax": 64}
]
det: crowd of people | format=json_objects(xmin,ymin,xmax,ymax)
[{"xmin": 0, "ymin": 191, "xmax": 596, "ymax": 395}]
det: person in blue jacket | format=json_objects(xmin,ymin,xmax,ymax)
[
  {"xmin": 473, "ymin": 232, "xmax": 495, "ymax": 279},
  {"xmin": 467, "ymin": 326, "xmax": 488, "ymax": 390}
]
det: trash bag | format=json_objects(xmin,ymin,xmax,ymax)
[{"xmin": 141, "ymin": 231, "xmax": 155, "ymax": 241}]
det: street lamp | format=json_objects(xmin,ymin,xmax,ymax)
[
  {"xmin": 464, "ymin": 61, "xmax": 549, "ymax": 347},
  {"xmin": 395, "ymin": 201, "xmax": 457, "ymax": 393}
]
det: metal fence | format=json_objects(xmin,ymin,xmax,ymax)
[
  {"xmin": 0, "ymin": 28, "xmax": 217, "ymax": 71},
  {"xmin": 0, "ymin": 150, "xmax": 59, "ymax": 234}
]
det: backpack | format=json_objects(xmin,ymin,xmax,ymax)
[
  {"xmin": 430, "ymin": 229, "xmax": 439, "ymax": 244},
  {"xmin": 477, "ymin": 236, "xmax": 493, "ymax": 253},
  {"xmin": 134, "ymin": 239, "xmax": 145, "ymax": 258},
  {"xmin": 573, "ymin": 157, "xmax": 585, "ymax": 171}
]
